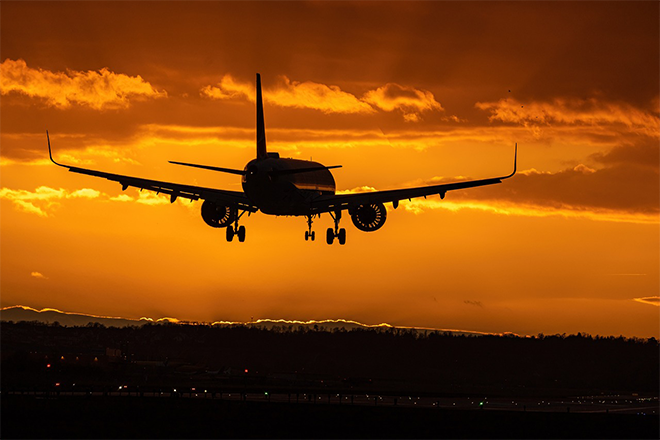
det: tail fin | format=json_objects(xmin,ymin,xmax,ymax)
[{"xmin": 256, "ymin": 73, "xmax": 267, "ymax": 159}]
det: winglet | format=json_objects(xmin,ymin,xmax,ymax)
[
  {"xmin": 502, "ymin": 143, "xmax": 517, "ymax": 179},
  {"xmin": 47, "ymin": 130, "xmax": 66, "ymax": 167}
]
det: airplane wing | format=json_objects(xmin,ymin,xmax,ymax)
[
  {"xmin": 310, "ymin": 144, "xmax": 517, "ymax": 214},
  {"xmin": 47, "ymin": 132, "xmax": 257, "ymax": 212}
]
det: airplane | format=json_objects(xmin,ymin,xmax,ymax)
[{"xmin": 47, "ymin": 73, "xmax": 517, "ymax": 245}]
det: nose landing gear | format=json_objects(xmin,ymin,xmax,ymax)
[
  {"xmin": 326, "ymin": 211, "xmax": 346, "ymax": 245},
  {"xmin": 304, "ymin": 215, "xmax": 316, "ymax": 241}
]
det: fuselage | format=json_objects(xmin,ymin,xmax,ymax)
[{"xmin": 241, "ymin": 155, "xmax": 336, "ymax": 215}]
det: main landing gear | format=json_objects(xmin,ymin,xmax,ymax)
[
  {"xmin": 304, "ymin": 215, "xmax": 316, "ymax": 241},
  {"xmin": 225, "ymin": 211, "xmax": 247, "ymax": 242},
  {"xmin": 326, "ymin": 211, "xmax": 346, "ymax": 245},
  {"xmin": 303, "ymin": 212, "xmax": 345, "ymax": 245}
]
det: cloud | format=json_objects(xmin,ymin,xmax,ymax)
[
  {"xmin": 135, "ymin": 192, "xmax": 172, "ymax": 206},
  {"xmin": 0, "ymin": 185, "xmax": 180, "ymax": 216},
  {"xmin": 109, "ymin": 194, "xmax": 134, "ymax": 202},
  {"xmin": 269, "ymin": 76, "xmax": 375, "ymax": 114},
  {"xmin": 475, "ymin": 97, "xmax": 660, "ymax": 138},
  {"xmin": 591, "ymin": 142, "xmax": 659, "ymax": 169},
  {"xmin": 362, "ymin": 83, "xmax": 443, "ymax": 122},
  {"xmin": 201, "ymin": 74, "xmax": 446, "ymax": 120},
  {"xmin": 633, "ymin": 297, "xmax": 660, "ymax": 307},
  {"xmin": 200, "ymin": 74, "xmax": 254, "ymax": 101},
  {"xmin": 69, "ymin": 188, "xmax": 101, "ymax": 198},
  {"xmin": 407, "ymin": 141, "xmax": 658, "ymax": 220},
  {"xmin": 336, "ymin": 186, "xmax": 377, "ymax": 195},
  {"xmin": 651, "ymin": 96, "xmax": 660, "ymax": 113},
  {"xmin": 31, "ymin": 272, "xmax": 48, "ymax": 280},
  {"xmin": 0, "ymin": 186, "xmax": 69, "ymax": 216},
  {"xmin": 203, "ymin": 74, "xmax": 374, "ymax": 114},
  {"xmin": 464, "ymin": 300, "xmax": 483, "ymax": 307},
  {"xmin": 0, "ymin": 58, "xmax": 167, "ymax": 109}
]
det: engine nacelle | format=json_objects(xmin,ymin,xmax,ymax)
[
  {"xmin": 350, "ymin": 202, "xmax": 387, "ymax": 232},
  {"xmin": 201, "ymin": 200, "xmax": 235, "ymax": 228}
]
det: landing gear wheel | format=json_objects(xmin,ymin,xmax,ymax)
[
  {"xmin": 326, "ymin": 228, "xmax": 335, "ymax": 245},
  {"xmin": 305, "ymin": 215, "xmax": 316, "ymax": 242},
  {"xmin": 226, "ymin": 225, "xmax": 235, "ymax": 242},
  {"xmin": 237, "ymin": 225, "xmax": 246, "ymax": 242},
  {"xmin": 338, "ymin": 228, "xmax": 346, "ymax": 245}
]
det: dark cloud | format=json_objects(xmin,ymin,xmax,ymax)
[
  {"xmin": 446, "ymin": 158, "xmax": 660, "ymax": 214},
  {"xmin": 591, "ymin": 142, "xmax": 659, "ymax": 169},
  {"xmin": 464, "ymin": 300, "xmax": 483, "ymax": 308},
  {"xmin": 3, "ymin": 1, "xmax": 656, "ymax": 111}
]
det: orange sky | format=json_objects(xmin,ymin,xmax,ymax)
[{"xmin": 1, "ymin": 1, "xmax": 658, "ymax": 337}]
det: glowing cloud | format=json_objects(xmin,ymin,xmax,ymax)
[
  {"xmin": 202, "ymin": 75, "xmax": 447, "ymax": 121},
  {"xmin": 68, "ymin": 188, "xmax": 102, "ymax": 198},
  {"xmin": 0, "ymin": 186, "xmax": 68, "ymax": 217},
  {"xmin": 0, "ymin": 59, "xmax": 166, "ymax": 109},
  {"xmin": 336, "ymin": 186, "xmax": 377, "ymax": 195},
  {"xmin": 633, "ymin": 297, "xmax": 660, "ymax": 307},
  {"xmin": 476, "ymin": 98, "xmax": 660, "ymax": 137},
  {"xmin": 0, "ymin": 186, "xmax": 182, "ymax": 216},
  {"xmin": 30, "ymin": 272, "xmax": 48, "ymax": 280},
  {"xmin": 267, "ymin": 76, "xmax": 374, "ymax": 114},
  {"xmin": 200, "ymin": 74, "xmax": 254, "ymax": 101},
  {"xmin": 135, "ymin": 192, "xmax": 172, "ymax": 206},
  {"xmin": 203, "ymin": 74, "xmax": 374, "ymax": 114},
  {"xmin": 363, "ymin": 82, "xmax": 444, "ymax": 122}
]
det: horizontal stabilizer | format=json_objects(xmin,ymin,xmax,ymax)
[{"xmin": 169, "ymin": 161, "xmax": 246, "ymax": 176}]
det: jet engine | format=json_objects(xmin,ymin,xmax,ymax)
[
  {"xmin": 201, "ymin": 200, "xmax": 235, "ymax": 228},
  {"xmin": 350, "ymin": 202, "xmax": 387, "ymax": 232}
]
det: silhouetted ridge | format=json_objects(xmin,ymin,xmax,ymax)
[{"xmin": 0, "ymin": 306, "xmax": 493, "ymax": 336}]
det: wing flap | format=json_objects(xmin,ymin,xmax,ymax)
[
  {"xmin": 48, "ymin": 132, "xmax": 256, "ymax": 211},
  {"xmin": 310, "ymin": 144, "xmax": 517, "ymax": 214},
  {"xmin": 65, "ymin": 166, "xmax": 257, "ymax": 211},
  {"xmin": 310, "ymin": 177, "xmax": 504, "ymax": 213}
]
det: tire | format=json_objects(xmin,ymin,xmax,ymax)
[
  {"xmin": 311, "ymin": 231, "xmax": 315, "ymax": 241},
  {"xmin": 305, "ymin": 231, "xmax": 309, "ymax": 241},
  {"xmin": 237, "ymin": 225, "xmax": 246, "ymax": 242},
  {"xmin": 338, "ymin": 228, "xmax": 346, "ymax": 245},
  {"xmin": 226, "ymin": 225, "xmax": 234, "ymax": 242},
  {"xmin": 326, "ymin": 228, "xmax": 334, "ymax": 245}
]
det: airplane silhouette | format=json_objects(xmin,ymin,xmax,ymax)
[{"xmin": 48, "ymin": 74, "xmax": 517, "ymax": 245}]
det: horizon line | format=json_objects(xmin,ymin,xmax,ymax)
[{"xmin": 2, "ymin": 304, "xmax": 517, "ymax": 337}]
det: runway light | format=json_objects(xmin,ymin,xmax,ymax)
[
  {"xmin": 46, "ymin": 364, "xmax": 51, "ymax": 368},
  {"xmin": 244, "ymin": 369, "xmax": 248, "ymax": 373}
]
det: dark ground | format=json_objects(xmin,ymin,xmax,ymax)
[
  {"xmin": 3, "ymin": 394, "xmax": 658, "ymax": 439},
  {"xmin": 1, "ymin": 321, "xmax": 658, "ymax": 438}
]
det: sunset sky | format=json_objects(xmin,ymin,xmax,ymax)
[{"xmin": 1, "ymin": 1, "xmax": 658, "ymax": 337}]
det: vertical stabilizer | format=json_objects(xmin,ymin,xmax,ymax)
[{"xmin": 256, "ymin": 73, "xmax": 267, "ymax": 159}]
